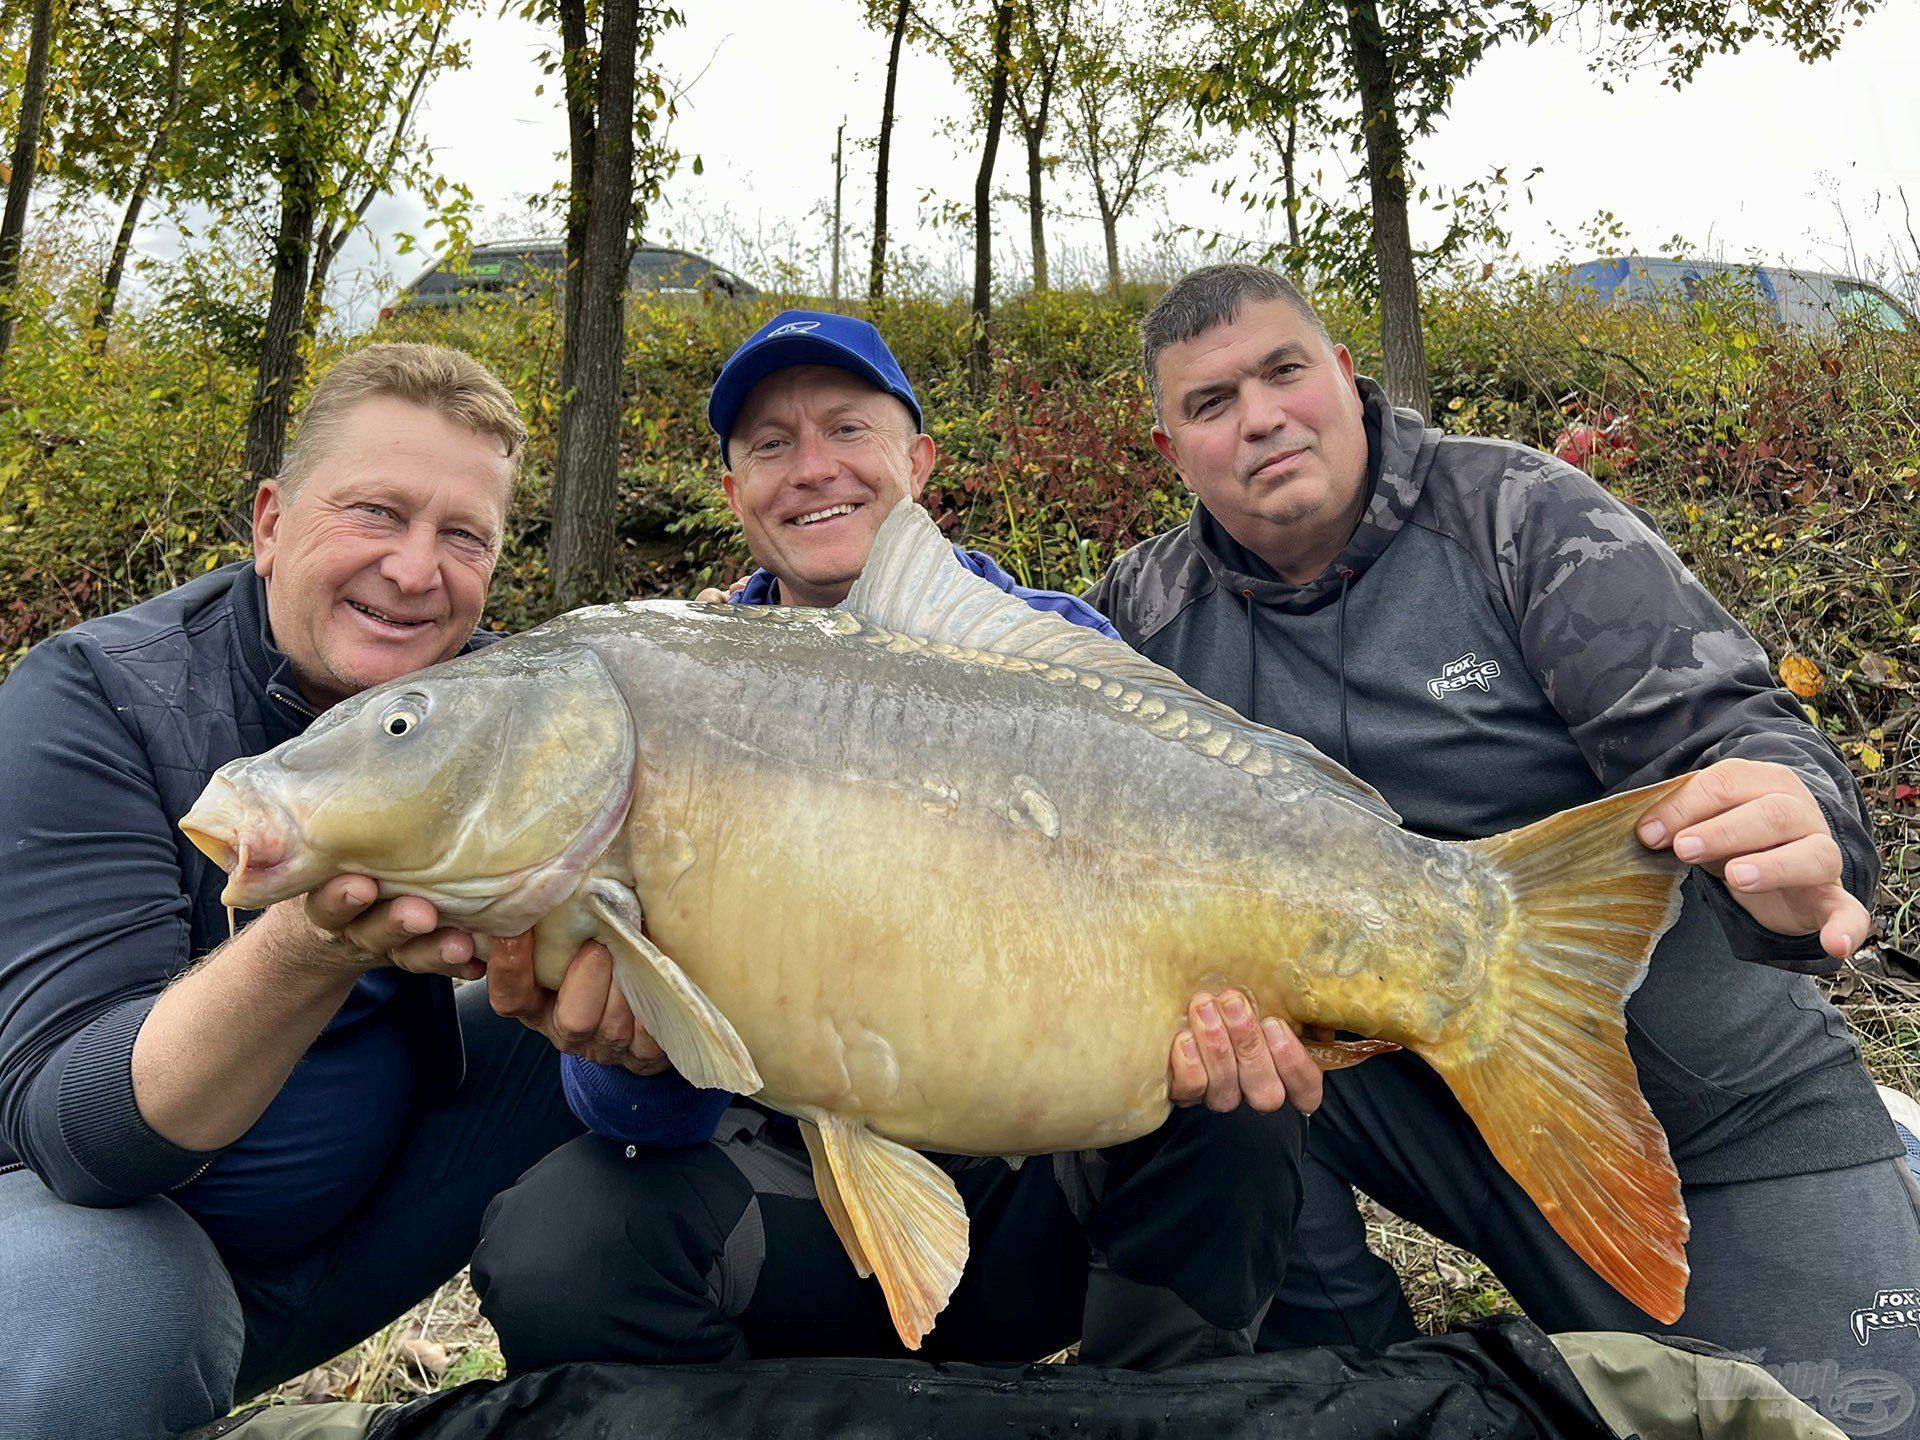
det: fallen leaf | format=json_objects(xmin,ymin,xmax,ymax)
[
  {"xmin": 399, "ymin": 1337, "xmax": 450, "ymax": 1381},
  {"xmin": 1860, "ymin": 652, "xmax": 1903, "ymax": 687},
  {"xmin": 1780, "ymin": 653, "xmax": 1824, "ymax": 698},
  {"xmin": 297, "ymin": 1366, "xmax": 350, "ymax": 1404},
  {"xmin": 1858, "ymin": 744, "xmax": 1884, "ymax": 773},
  {"xmin": 1894, "ymin": 784, "xmax": 1917, "ymax": 803}
]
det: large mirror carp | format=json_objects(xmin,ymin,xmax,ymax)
[{"xmin": 182, "ymin": 500, "xmax": 1692, "ymax": 1347}]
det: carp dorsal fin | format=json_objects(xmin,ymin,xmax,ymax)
[{"xmin": 841, "ymin": 498, "xmax": 1399, "ymax": 823}]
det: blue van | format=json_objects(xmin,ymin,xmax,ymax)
[{"xmin": 1559, "ymin": 255, "xmax": 1913, "ymax": 335}]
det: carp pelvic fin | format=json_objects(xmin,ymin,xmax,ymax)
[
  {"xmin": 1428, "ymin": 776, "xmax": 1693, "ymax": 1325},
  {"xmin": 1299, "ymin": 1035, "xmax": 1400, "ymax": 1070},
  {"xmin": 842, "ymin": 499, "xmax": 1398, "ymax": 822},
  {"xmin": 804, "ymin": 1109, "xmax": 969, "ymax": 1351},
  {"xmin": 585, "ymin": 879, "xmax": 763, "ymax": 1095},
  {"xmin": 799, "ymin": 1118, "xmax": 873, "ymax": 1278}
]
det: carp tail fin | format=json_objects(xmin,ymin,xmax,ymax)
[{"xmin": 1424, "ymin": 776, "xmax": 1691, "ymax": 1324}]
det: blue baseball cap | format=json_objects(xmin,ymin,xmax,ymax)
[{"xmin": 707, "ymin": 310, "xmax": 923, "ymax": 465}]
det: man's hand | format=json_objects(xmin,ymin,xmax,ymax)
[
  {"xmin": 694, "ymin": 576, "xmax": 751, "ymax": 604},
  {"xmin": 1636, "ymin": 758, "xmax": 1871, "ymax": 960},
  {"xmin": 486, "ymin": 935, "xmax": 670, "ymax": 1075},
  {"xmin": 295, "ymin": 875, "xmax": 488, "ymax": 980},
  {"xmin": 1169, "ymin": 989, "xmax": 1324, "ymax": 1115}
]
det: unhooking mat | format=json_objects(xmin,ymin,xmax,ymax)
[{"xmin": 188, "ymin": 1319, "xmax": 1845, "ymax": 1440}]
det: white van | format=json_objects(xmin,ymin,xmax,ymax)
[{"xmin": 1559, "ymin": 255, "xmax": 1913, "ymax": 335}]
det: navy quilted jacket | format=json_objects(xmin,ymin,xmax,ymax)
[{"xmin": 0, "ymin": 563, "xmax": 470, "ymax": 1206}]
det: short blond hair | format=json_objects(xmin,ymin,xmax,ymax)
[{"xmin": 276, "ymin": 343, "xmax": 528, "ymax": 504}]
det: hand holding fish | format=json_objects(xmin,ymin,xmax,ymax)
[
  {"xmin": 1169, "ymin": 990, "xmax": 1325, "ymax": 1116},
  {"xmin": 695, "ymin": 576, "xmax": 752, "ymax": 604},
  {"xmin": 1634, "ymin": 758, "xmax": 1871, "ymax": 960},
  {"xmin": 300, "ymin": 875, "xmax": 489, "ymax": 980},
  {"xmin": 487, "ymin": 936, "xmax": 671, "ymax": 1075}
]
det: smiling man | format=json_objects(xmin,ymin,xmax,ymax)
[
  {"xmin": 1083, "ymin": 264, "xmax": 1918, "ymax": 1429},
  {"xmin": 0, "ymin": 345, "xmax": 584, "ymax": 1438},
  {"xmin": 471, "ymin": 311, "xmax": 1317, "ymax": 1377}
]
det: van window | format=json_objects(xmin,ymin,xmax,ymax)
[
  {"xmin": 414, "ymin": 250, "xmax": 563, "ymax": 294},
  {"xmin": 630, "ymin": 250, "xmax": 712, "ymax": 289},
  {"xmin": 1835, "ymin": 282, "xmax": 1911, "ymax": 332}
]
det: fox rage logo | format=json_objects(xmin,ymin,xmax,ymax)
[
  {"xmin": 1427, "ymin": 653, "xmax": 1502, "ymax": 700},
  {"xmin": 1853, "ymin": 1290, "xmax": 1920, "ymax": 1346},
  {"xmin": 766, "ymin": 320, "xmax": 822, "ymax": 339}
]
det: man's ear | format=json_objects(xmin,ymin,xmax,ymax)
[
  {"xmin": 252, "ymin": 483, "xmax": 283, "ymax": 577},
  {"xmin": 720, "ymin": 472, "xmax": 745, "ymax": 522},
  {"xmin": 1150, "ymin": 425, "xmax": 1195, "ymax": 494},
  {"xmin": 1334, "ymin": 343, "xmax": 1359, "ymax": 396},
  {"xmin": 904, "ymin": 431, "xmax": 937, "ymax": 502}
]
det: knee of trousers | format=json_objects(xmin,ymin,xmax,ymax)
[
  {"xmin": 1163, "ymin": 1102, "xmax": 1307, "ymax": 1216},
  {"xmin": 0, "ymin": 1182, "xmax": 243, "ymax": 1439},
  {"xmin": 473, "ymin": 1138, "xmax": 754, "ymax": 1352}
]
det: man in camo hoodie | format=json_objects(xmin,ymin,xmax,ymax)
[{"xmin": 1086, "ymin": 265, "xmax": 1919, "ymax": 1434}]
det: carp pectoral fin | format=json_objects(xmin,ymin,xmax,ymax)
[
  {"xmin": 799, "ymin": 1118, "xmax": 873, "ymax": 1278},
  {"xmin": 807, "ymin": 1110, "xmax": 969, "ymax": 1352},
  {"xmin": 584, "ymin": 879, "xmax": 763, "ymax": 1095},
  {"xmin": 1300, "ymin": 1036, "xmax": 1400, "ymax": 1070}
]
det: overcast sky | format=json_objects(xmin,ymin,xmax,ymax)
[{"xmin": 303, "ymin": 1, "xmax": 1920, "ymax": 325}]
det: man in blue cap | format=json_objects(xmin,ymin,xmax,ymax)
[{"xmin": 470, "ymin": 311, "xmax": 1320, "ymax": 1373}]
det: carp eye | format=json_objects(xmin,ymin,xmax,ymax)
[{"xmin": 381, "ymin": 704, "xmax": 422, "ymax": 737}]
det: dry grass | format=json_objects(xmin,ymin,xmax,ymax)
[
  {"xmin": 264, "ymin": 1268, "xmax": 503, "ymax": 1407},
  {"xmin": 272, "ymin": 982, "xmax": 1913, "ymax": 1406}
]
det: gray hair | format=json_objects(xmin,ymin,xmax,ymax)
[
  {"xmin": 1141, "ymin": 264, "xmax": 1332, "ymax": 419},
  {"xmin": 275, "ymin": 343, "xmax": 528, "ymax": 505}
]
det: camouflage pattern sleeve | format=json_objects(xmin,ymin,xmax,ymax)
[{"xmin": 1487, "ymin": 449, "xmax": 1877, "ymax": 973}]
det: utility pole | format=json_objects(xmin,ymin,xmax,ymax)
[{"xmin": 830, "ymin": 117, "xmax": 847, "ymax": 304}]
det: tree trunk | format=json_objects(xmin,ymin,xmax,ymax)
[
  {"xmin": 0, "ymin": 0, "xmax": 57, "ymax": 377},
  {"xmin": 242, "ymin": 18, "xmax": 320, "ymax": 491},
  {"xmin": 554, "ymin": 0, "xmax": 595, "ymax": 515},
  {"xmin": 869, "ymin": 0, "xmax": 909, "ymax": 300},
  {"xmin": 1024, "ymin": 125, "xmax": 1047, "ymax": 293},
  {"xmin": 551, "ymin": 0, "xmax": 639, "ymax": 610},
  {"xmin": 1342, "ymin": 0, "xmax": 1430, "ymax": 417},
  {"xmin": 93, "ymin": 0, "xmax": 190, "ymax": 349},
  {"xmin": 968, "ymin": 0, "xmax": 1014, "ymax": 391},
  {"xmin": 1101, "ymin": 201, "xmax": 1120, "ymax": 297},
  {"xmin": 1282, "ymin": 109, "xmax": 1300, "ymax": 258}
]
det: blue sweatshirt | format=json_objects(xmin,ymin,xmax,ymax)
[{"xmin": 562, "ymin": 544, "xmax": 1117, "ymax": 1145}]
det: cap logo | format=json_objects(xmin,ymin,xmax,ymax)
[{"xmin": 766, "ymin": 320, "xmax": 821, "ymax": 338}]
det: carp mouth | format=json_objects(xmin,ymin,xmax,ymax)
[{"xmin": 180, "ymin": 774, "xmax": 315, "ymax": 908}]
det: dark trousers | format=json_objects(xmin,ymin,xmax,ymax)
[
  {"xmin": 1266, "ymin": 1050, "xmax": 1920, "ymax": 1440},
  {"xmin": 473, "ymin": 1101, "xmax": 1304, "ymax": 1372},
  {"xmin": 229, "ymin": 982, "xmax": 584, "ymax": 1394}
]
